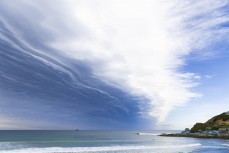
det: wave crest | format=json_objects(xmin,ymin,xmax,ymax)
[{"xmin": 0, "ymin": 144, "xmax": 201, "ymax": 153}]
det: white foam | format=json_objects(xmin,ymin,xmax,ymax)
[
  {"xmin": 137, "ymin": 132, "xmax": 160, "ymax": 136},
  {"xmin": 0, "ymin": 144, "xmax": 201, "ymax": 153},
  {"xmin": 222, "ymin": 144, "xmax": 229, "ymax": 147}
]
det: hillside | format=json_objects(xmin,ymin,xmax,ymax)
[{"xmin": 190, "ymin": 112, "xmax": 229, "ymax": 133}]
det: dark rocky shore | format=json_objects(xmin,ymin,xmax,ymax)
[
  {"xmin": 160, "ymin": 111, "xmax": 229, "ymax": 139},
  {"xmin": 160, "ymin": 130, "xmax": 229, "ymax": 139}
]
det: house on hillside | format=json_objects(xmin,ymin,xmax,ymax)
[{"xmin": 218, "ymin": 127, "xmax": 229, "ymax": 131}]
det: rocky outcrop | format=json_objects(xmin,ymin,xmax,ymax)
[
  {"xmin": 190, "ymin": 112, "xmax": 229, "ymax": 132},
  {"xmin": 160, "ymin": 131, "xmax": 229, "ymax": 139},
  {"xmin": 160, "ymin": 111, "xmax": 229, "ymax": 139}
]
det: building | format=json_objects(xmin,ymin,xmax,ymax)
[
  {"xmin": 218, "ymin": 128, "xmax": 229, "ymax": 131},
  {"xmin": 225, "ymin": 111, "xmax": 229, "ymax": 115}
]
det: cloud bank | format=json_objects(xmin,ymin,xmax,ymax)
[
  {"xmin": 50, "ymin": 0, "xmax": 229, "ymax": 122},
  {"xmin": 0, "ymin": 0, "xmax": 229, "ymax": 128}
]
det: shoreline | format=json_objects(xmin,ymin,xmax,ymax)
[{"xmin": 160, "ymin": 132, "xmax": 229, "ymax": 139}]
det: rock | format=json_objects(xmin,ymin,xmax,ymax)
[
  {"xmin": 190, "ymin": 111, "xmax": 229, "ymax": 133},
  {"xmin": 160, "ymin": 111, "xmax": 229, "ymax": 140},
  {"xmin": 181, "ymin": 128, "xmax": 190, "ymax": 134}
]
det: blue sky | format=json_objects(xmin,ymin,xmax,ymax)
[{"xmin": 0, "ymin": 0, "xmax": 229, "ymax": 130}]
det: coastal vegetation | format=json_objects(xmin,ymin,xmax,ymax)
[
  {"xmin": 190, "ymin": 112, "xmax": 229, "ymax": 132},
  {"xmin": 160, "ymin": 111, "xmax": 229, "ymax": 139}
]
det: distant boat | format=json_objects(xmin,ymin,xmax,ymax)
[{"xmin": 75, "ymin": 129, "xmax": 79, "ymax": 131}]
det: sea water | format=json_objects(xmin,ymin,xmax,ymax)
[{"xmin": 0, "ymin": 130, "xmax": 228, "ymax": 153}]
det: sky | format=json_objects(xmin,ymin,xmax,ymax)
[{"xmin": 0, "ymin": 0, "xmax": 229, "ymax": 130}]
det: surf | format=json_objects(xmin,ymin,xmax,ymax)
[{"xmin": 0, "ymin": 144, "xmax": 201, "ymax": 153}]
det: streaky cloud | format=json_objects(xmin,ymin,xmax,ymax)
[
  {"xmin": 0, "ymin": 0, "xmax": 229, "ymax": 128},
  {"xmin": 49, "ymin": 0, "xmax": 229, "ymax": 122},
  {"xmin": 0, "ymin": 9, "xmax": 143, "ymax": 129}
]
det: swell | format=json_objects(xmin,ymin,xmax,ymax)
[{"xmin": 0, "ymin": 144, "xmax": 201, "ymax": 153}]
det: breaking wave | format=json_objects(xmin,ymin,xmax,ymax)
[
  {"xmin": 0, "ymin": 144, "xmax": 201, "ymax": 153},
  {"xmin": 137, "ymin": 132, "xmax": 161, "ymax": 135},
  {"xmin": 222, "ymin": 144, "xmax": 229, "ymax": 147}
]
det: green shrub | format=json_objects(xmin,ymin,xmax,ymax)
[{"xmin": 190, "ymin": 123, "xmax": 205, "ymax": 133}]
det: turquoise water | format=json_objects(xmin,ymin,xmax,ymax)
[{"xmin": 0, "ymin": 130, "xmax": 228, "ymax": 152}]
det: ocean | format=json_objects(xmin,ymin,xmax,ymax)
[{"xmin": 0, "ymin": 130, "xmax": 228, "ymax": 153}]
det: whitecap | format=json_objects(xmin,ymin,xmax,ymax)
[
  {"xmin": 222, "ymin": 144, "xmax": 229, "ymax": 147},
  {"xmin": 0, "ymin": 144, "xmax": 201, "ymax": 153},
  {"xmin": 137, "ymin": 132, "xmax": 161, "ymax": 136}
]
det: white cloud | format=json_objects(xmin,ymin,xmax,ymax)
[
  {"xmin": 48, "ymin": 0, "xmax": 229, "ymax": 123},
  {"xmin": 2, "ymin": 0, "xmax": 228, "ymax": 124}
]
